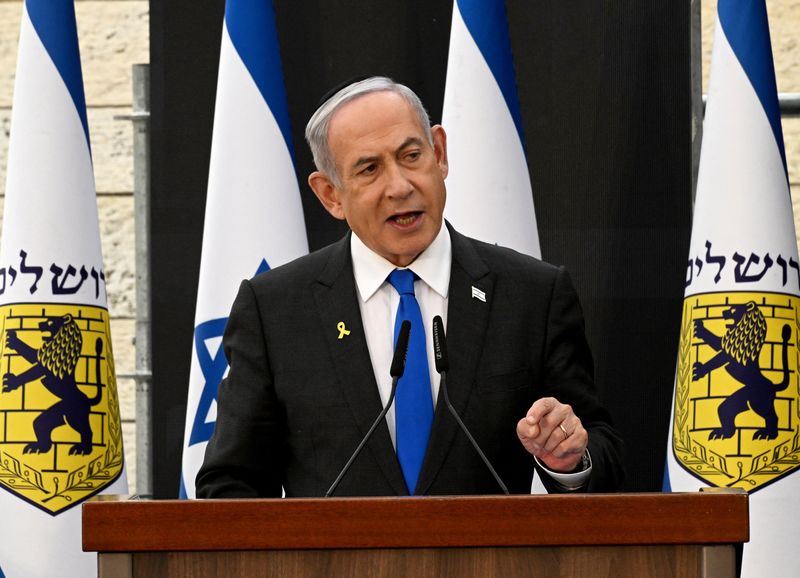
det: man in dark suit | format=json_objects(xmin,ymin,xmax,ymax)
[{"xmin": 196, "ymin": 77, "xmax": 623, "ymax": 498}]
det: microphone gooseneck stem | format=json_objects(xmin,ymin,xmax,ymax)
[
  {"xmin": 325, "ymin": 375, "xmax": 400, "ymax": 497},
  {"xmin": 326, "ymin": 320, "xmax": 411, "ymax": 497},
  {"xmin": 440, "ymin": 370, "xmax": 510, "ymax": 495}
]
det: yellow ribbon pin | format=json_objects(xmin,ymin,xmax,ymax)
[{"xmin": 337, "ymin": 321, "xmax": 351, "ymax": 339}]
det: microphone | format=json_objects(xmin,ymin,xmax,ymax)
[
  {"xmin": 432, "ymin": 316, "xmax": 509, "ymax": 495},
  {"xmin": 325, "ymin": 320, "xmax": 411, "ymax": 497},
  {"xmin": 390, "ymin": 319, "xmax": 411, "ymax": 378}
]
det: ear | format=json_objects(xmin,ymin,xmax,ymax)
[
  {"xmin": 308, "ymin": 171, "xmax": 345, "ymax": 220},
  {"xmin": 431, "ymin": 125, "xmax": 449, "ymax": 180}
]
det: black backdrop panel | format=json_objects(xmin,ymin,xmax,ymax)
[
  {"xmin": 509, "ymin": 1, "xmax": 692, "ymax": 492},
  {"xmin": 150, "ymin": 0, "xmax": 690, "ymax": 497},
  {"xmin": 149, "ymin": 0, "xmax": 224, "ymax": 498}
]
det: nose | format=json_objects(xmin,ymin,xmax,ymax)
[{"xmin": 384, "ymin": 161, "xmax": 413, "ymax": 199}]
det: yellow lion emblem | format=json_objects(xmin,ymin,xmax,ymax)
[
  {"xmin": 692, "ymin": 301, "xmax": 791, "ymax": 440},
  {"xmin": 2, "ymin": 314, "xmax": 103, "ymax": 455}
]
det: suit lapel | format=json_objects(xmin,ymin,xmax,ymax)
[
  {"xmin": 416, "ymin": 226, "xmax": 493, "ymax": 494},
  {"xmin": 311, "ymin": 234, "xmax": 408, "ymax": 495}
]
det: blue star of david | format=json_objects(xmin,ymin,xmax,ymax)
[{"xmin": 188, "ymin": 259, "xmax": 270, "ymax": 446}]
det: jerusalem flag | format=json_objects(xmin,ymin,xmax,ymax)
[
  {"xmin": 441, "ymin": 0, "xmax": 540, "ymax": 258},
  {"xmin": 664, "ymin": 1, "xmax": 798, "ymax": 575},
  {"xmin": 179, "ymin": 0, "xmax": 308, "ymax": 498},
  {"xmin": 0, "ymin": 1, "xmax": 127, "ymax": 576}
]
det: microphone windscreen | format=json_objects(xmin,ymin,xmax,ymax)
[
  {"xmin": 390, "ymin": 320, "xmax": 411, "ymax": 378},
  {"xmin": 432, "ymin": 315, "xmax": 449, "ymax": 373}
]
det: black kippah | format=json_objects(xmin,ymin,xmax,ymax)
[{"xmin": 314, "ymin": 75, "xmax": 375, "ymax": 110}]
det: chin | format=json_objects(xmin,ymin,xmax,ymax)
[{"xmin": 393, "ymin": 244, "xmax": 430, "ymax": 266}]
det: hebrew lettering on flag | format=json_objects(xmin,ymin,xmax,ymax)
[
  {"xmin": 179, "ymin": 0, "xmax": 308, "ymax": 499},
  {"xmin": 664, "ymin": 2, "xmax": 798, "ymax": 576}
]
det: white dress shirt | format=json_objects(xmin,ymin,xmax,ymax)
[
  {"xmin": 351, "ymin": 224, "xmax": 451, "ymax": 448},
  {"xmin": 350, "ymin": 224, "xmax": 590, "ymax": 489}
]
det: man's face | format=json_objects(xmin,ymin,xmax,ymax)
[{"xmin": 309, "ymin": 91, "xmax": 448, "ymax": 267}]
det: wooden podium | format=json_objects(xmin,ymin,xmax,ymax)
[{"xmin": 83, "ymin": 492, "xmax": 748, "ymax": 578}]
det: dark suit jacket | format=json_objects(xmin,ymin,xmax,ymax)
[{"xmin": 196, "ymin": 225, "xmax": 623, "ymax": 497}]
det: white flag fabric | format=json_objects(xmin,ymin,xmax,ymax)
[
  {"xmin": 0, "ymin": 1, "xmax": 128, "ymax": 576},
  {"xmin": 664, "ymin": 2, "xmax": 797, "ymax": 576},
  {"xmin": 179, "ymin": 0, "xmax": 308, "ymax": 498},
  {"xmin": 442, "ymin": 0, "xmax": 540, "ymax": 259}
]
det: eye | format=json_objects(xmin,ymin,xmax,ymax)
[
  {"xmin": 359, "ymin": 163, "xmax": 377, "ymax": 176},
  {"xmin": 405, "ymin": 150, "xmax": 422, "ymax": 162}
]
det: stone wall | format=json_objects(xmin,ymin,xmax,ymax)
[{"xmin": 0, "ymin": 2, "xmax": 796, "ymax": 496}]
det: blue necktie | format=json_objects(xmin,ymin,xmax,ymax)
[{"xmin": 388, "ymin": 269, "xmax": 434, "ymax": 494}]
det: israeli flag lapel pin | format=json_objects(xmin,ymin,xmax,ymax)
[{"xmin": 471, "ymin": 286, "xmax": 486, "ymax": 302}]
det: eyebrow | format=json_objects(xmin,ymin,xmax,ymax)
[{"xmin": 351, "ymin": 137, "xmax": 424, "ymax": 171}]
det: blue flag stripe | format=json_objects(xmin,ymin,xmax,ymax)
[
  {"xmin": 225, "ymin": 0, "xmax": 295, "ymax": 160},
  {"xmin": 718, "ymin": 0, "xmax": 787, "ymax": 177},
  {"xmin": 179, "ymin": 474, "xmax": 188, "ymax": 499},
  {"xmin": 456, "ymin": 0, "xmax": 525, "ymax": 145},
  {"xmin": 25, "ymin": 0, "xmax": 91, "ymax": 149}
]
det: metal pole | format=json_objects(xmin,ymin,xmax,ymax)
[
  {"xmin": 777, "ymin": 93, "xmax": 800, "ymax": 117},
  {"xmin": 701, "ymin": 93, "xmax": 800, "ymax": 117},
  {"xmin": 120, "ymin": 64, "xmax": 153, "ymax": 497},
  {"xmin": 690, "ymin": 0, "xmax": 703, "ymax": 204}
]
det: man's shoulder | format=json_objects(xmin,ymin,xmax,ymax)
[
  {"xmin": 452, "ymin": 228, "xmax": 561, "ymax": 280},
  {"xmin": 248, "ymin": 235, "xmax": 349, "ymax": 292}
]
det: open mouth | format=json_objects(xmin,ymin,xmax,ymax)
[{"xmin": 389, "ymin": 212, "xmax": 422, "ymax": 227}]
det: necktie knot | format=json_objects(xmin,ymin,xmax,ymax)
[{"xmin": 388, "ymin": 268, "xmax": 416, "ymax": 296}]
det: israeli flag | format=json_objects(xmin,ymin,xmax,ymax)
[
  {"xmin": 0, "ymin": 1, "xmax": 127, "ymax": 577},
  {"xmin": 664, "ymin": 2, "xmax": 797, "ymax": 576},
  {"xmin": 179, "ymin": 0, "xmax": 308, "ymax": 498},
  {"xmin": 442, "ymin": 0, "xmax": 545, "ymax": 494},
  {"xmin": 441, "ymin": 0, "xmax": 540, "ymax": 259}
]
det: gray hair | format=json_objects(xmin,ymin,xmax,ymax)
[{"xmin": 304, "ymin": 76, "xmax": 433, "ymax": 186}]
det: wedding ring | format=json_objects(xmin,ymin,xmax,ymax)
[{"xmin": 559, "ymin": 423, "xmax": 569, "ymax": 438}]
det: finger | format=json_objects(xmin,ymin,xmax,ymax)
[
  {"xmin": 559, "ymin": 414, "xmax": 582, "ymax": 438},
  {"xmin": 516, "ymin": 416, "xmax": 541, "ymax": 444},
  {"xmin": 525, "ymin": 397, "xmax": 559, "ymax": 424},
  {"xmin": 533, "ymin": 403, "xmax": 571, "ymax": 440},
  {"xmin": 547, "ymin": 423, "xmax": 588, "ymax": 458},
  {"xmin": 542, "ymin": 424, "xmax": 568, "ymax": 454},
  {"xmin": 541, "ymin": 412, "xmax": 581, "ymax": 454}
]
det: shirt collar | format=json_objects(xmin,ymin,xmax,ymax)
[{"xmin": 350, "ymin": 224, "xmax": 452, "ymax": 302}]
